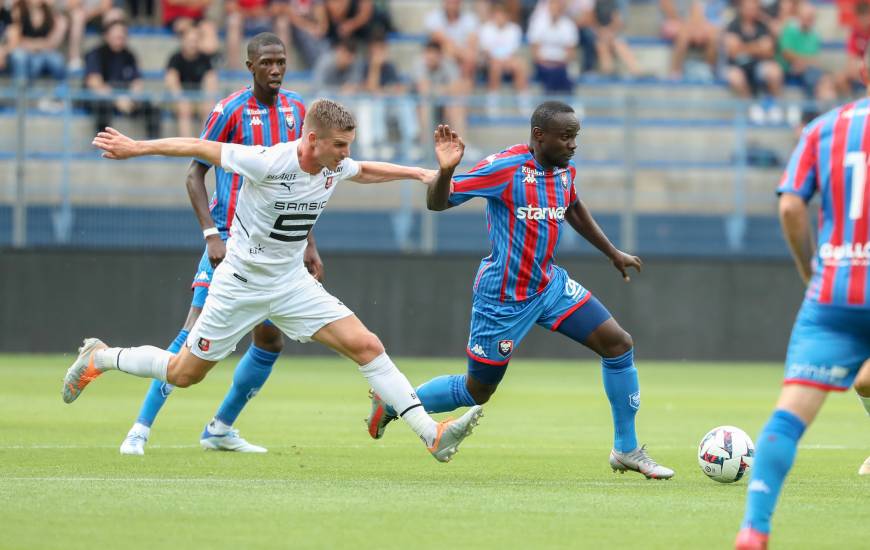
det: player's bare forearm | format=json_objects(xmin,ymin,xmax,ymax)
[
  {"xmin": 566, "ymin": 200, "xmax": 619, "ymax": 258},
  {"xmin": 351, "ymin": 161, "xmax": 430, "ymax": 184},
  {"xmin": 185, "ymin": 160, "xmax": 214, "ymax": 231},
  {"xmin": 139, "ymin": 137, "xmax": 222, "ymax": 164},
  {"xmin": 93, "ymin": 127, "xmax": 222, "ymax": 165},
  {"xmin": 304, "ymin": 232, "xmax": 325, "ymax": 281},
  {"xmin": 779, "ymin": 193, "xmax": 814, "ymax": 285},
  {"xmin": 427, "ymin": 168, "xmax": 455, "ymax": 211}
]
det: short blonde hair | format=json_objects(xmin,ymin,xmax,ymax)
[{"xmin": 304, "ymin": 99, "xmax": 356, "ymax": 134}]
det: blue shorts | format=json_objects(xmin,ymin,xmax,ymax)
[
  {"xmin": 466, "ymin": 266, "xmax": 611, "ymax": 376},
  {"xmin": 784, "ymin": 300, "xmax": 870, "ymax": 391},
  {"xmin": 189, "ymin": 247, "xmax": 214, "ymax": 309}
]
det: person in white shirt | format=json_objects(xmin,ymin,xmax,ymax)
[
  {"xmin": 527, "ymin": 0, "xmax": 578, "ymax": 93},
  {"xmin": 479, "ymin": 0, "xmax": 530, "ymax": 115},
  {"xmin": 424, "ymin": 0, "xmax": 479, "ymax": 83},
  {"xmin": 63, "ymin": 99, "xmax": 484, "ymax": 463}
]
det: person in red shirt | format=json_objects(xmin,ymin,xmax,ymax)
[
  {"xmin": 226, "ymin": 0, "xmax": 289, "ymax": 69},
  {"xmin": 161, "ymin": 0, "xmax": 219, "ymax": 60}
]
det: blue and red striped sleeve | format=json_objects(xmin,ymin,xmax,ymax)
[
  {"xmin": 195, "ymin": 98, "xmax": 239, "ymax": 166},
  {"xmin": 448, "ymin": 154, "xmax": 522, "ymax": 206},
  {"xmin": 777, "ymin": 121, "xmax": 821, "ymax": 202}
]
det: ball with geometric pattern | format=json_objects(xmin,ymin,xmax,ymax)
[{"xmin": 697, "ymin": 426, "xmax": 755, "ymax": 483}]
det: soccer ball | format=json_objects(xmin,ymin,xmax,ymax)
[{"xmin": 697, "ymin": 426, "xmax": 755, "ymax": 483}]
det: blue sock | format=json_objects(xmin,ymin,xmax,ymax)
[
  {"xmin": 135, "ymin": 329, "xmax": 188, "ymax": 427},
  {"xmin": 601, "ymin": 348, "xmax": 640, "ymax": 453},
  {"xmin": 742, "ymin": 409, "xmax": 806, "ymax": 534},
  {"xmin": 383, "ymin": 374, "xmax": 477, "ymax": 416},
  {"xmin": 214, "ymin": 345, "xmax": 279, "ymax": 426}
]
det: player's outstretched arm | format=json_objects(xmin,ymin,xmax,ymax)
[
  {"xmin": 427, "ymin": 124, "xmax": 465, "ymax": 211},
  {"xmin": 566, "ymin": 199, "xmax": 642, "ymax": 282},
  {"xmin": 93, "ymin": 127, "xmax": 222, "ymax": 166},
  {"xmin": 350, "ymin": 161, "xmax": 436, "ymax": 184},
  {"xmin": 779, "ymin": 193, "xmax": 814, "ymax": 285}
]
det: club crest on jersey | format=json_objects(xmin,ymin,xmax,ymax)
[
  {"xmin": 197, "ymin": 338, "xmax": 210, "ymax": 352},
  {"xmin": 325, "ymin": 176, "xmax": 335, "ymax": 189},
  {"xmin": 498, "ymin": 340, "xmax": 513, "ymax": 357},
  {"xmin": 250, "ymin": 115, "xmax": 262, "ymax": 126},
  {"xmin": 560, "ymin": 171, "xmax": 570, "ymax": 189},
  {"xmin": 285, "ymin": 112, "xmax": 296, "ymax": 129}
]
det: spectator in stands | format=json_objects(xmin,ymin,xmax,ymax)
[
  {"xmin": 66, "ymin": 0, "xmax": 123, "ymax": 70},
  {"xmin": 84, "ymin": 20, "xmax": 160, "ymax": 138},
  {"xmin": 530, "ymin": 0, "xmax": 598, "ymax": 75},
  {"xmin": 6, "ymin": 0, "xmax": 67, "ymax": 86},
  {"xmin": 126, "ymin": 0, "xmax": 154, "ymax": 23},
  {"xmin": 661, "ymin": 0, "xmax": 724, "ymax": 81},
  {"xmin": 836, "ymin": 0, "xmax": 870, "ymax": 98},
  {"xmin": 777, "ymin": 1, "xmax": 835, "ymax": 119},
  {"xmin": 312, "ymin": 37, "xmax": 364, "ymax": 93},
  {"xmin": 0, "ymin": 2, "xmax": 13, "ymax": 74},
  {"xmin": 479, "ymin": 0, "xmax": 531, "ymax": 116},
  {"xmin": 165, "ymin": 25, "xmax": 217, "ymax": 137},
  {"xmin": 324, "ymin": 0, "xmax": 388, "ymax": 47},
  {"xmin": 424, "ymin": 0, "xmax": 479, "ymax": 83},
  {"xmin": 591, "ymin": 0, "xmax": 643, "ymax": 77},
  {"xmin": 160, "ymin": 0, "xmax": 219, "ymax": 60},
  {"xmin": 286, "ymin": 0, "xmax": 328, "ymax": 68},
  {"xmin": 527, "ymin": 0, "xmax": 577, "ymax": 93},
  {"xmin": 225, "ymin": 0, "xmax": 289, "ymax": 69},
  {"xmin": 356, "ymin": 29, "xmax": 418, "ymax": 159},
  {"xmin": 413, "ymin": 39, "xmax": 469, "ymax": 151},
  {"xmin": 758, "ymin": 0, "xmax": 798, "ymax": 37},
  {"xmin": 724, "ymin": 0, "xmax": 784, "ymax": 123}
]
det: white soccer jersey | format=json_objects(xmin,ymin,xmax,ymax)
[{"xmin": 219, "ymin": 140, "xmax": 360, "ymax": 284}]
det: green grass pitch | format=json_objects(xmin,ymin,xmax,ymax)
[{"xmin": 0, "ymin": 355, "xmax": 866, "ymax": 549}]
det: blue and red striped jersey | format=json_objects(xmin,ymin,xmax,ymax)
[
  {"xmin": 449, "ymin": 144, "xmax": 578, "ymax": 303},
  {"xmin": 198, "ymin": 87, "xmax": 306, "ymax": 235},
  {"xmin": 778, "ymin": 96, "xmax": 870, "ymax": 308}
]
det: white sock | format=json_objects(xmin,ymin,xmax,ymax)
[
  {"xmin": 859, "ymin": 394, "xmax": 870, "ymax": 416},
  {"xmin": 96, "ymin": 346, "xmax": 170, "ymax": 381},
  {"xmin": 130, "ymin": 422, "xmax": 151, "ymax": 437},
  {"xmin": 359, "ymin": 353, "xmax": 437, "ymax": 444},
  {"xmin": 208, "ymin": 418, "xmax": 232, "ymax": 435}
]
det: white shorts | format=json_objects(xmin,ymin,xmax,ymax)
[{"xmin": 187, "ymin": 262, "xmax": 353, "ymax": 361}]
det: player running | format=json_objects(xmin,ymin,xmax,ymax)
[
  {"xmin": 64, "ymin": 99, "xmax": 483, "ymax": 463},
  {"xmin": 366, "ymin": 101, "xmax": 674, "ymax": 480},
  {"xmin": 735, "ymin": 57, "xmax": 870, "ymax": 550},
  {"xmin": 120, "ymin": 33, "xmax": 313, "ymax": 456}
]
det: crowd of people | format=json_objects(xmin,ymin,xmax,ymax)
[{"xmin": 0, "ymin": 0, "xmax": 868, "ymax": 136}]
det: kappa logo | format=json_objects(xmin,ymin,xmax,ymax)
[
  {"xmin": 498, "ymin": 339, "xmax": 513, "ymax": 357},
  {"xmin": 197, "ymin": 338, "xmax": 211, "ymax": 352},
  {"xmin": 628, "ymin": 391, "xmax": 640, "ymax": 410},
  {"xmin": 470, "ymin": 343, "xmax": 487, "ymax": 358},
  {"xmin": 212, "ymin": 102, "xmax": 223, "ymax": 114},
  {"xmin": 195, "ymin": 270, "xmax": 209, "ymax": 281},
  {"xmin": 250, "ymin": 115, "xmax": 262, "ymax": 126},
  {"xmin": 521, "ymin": 165, "xmax": 544, "ymax": 184}
]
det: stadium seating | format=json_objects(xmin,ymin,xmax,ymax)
[{"xmin": 0, "ymin": 0, "xmax": 852, "ymax": 255}]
